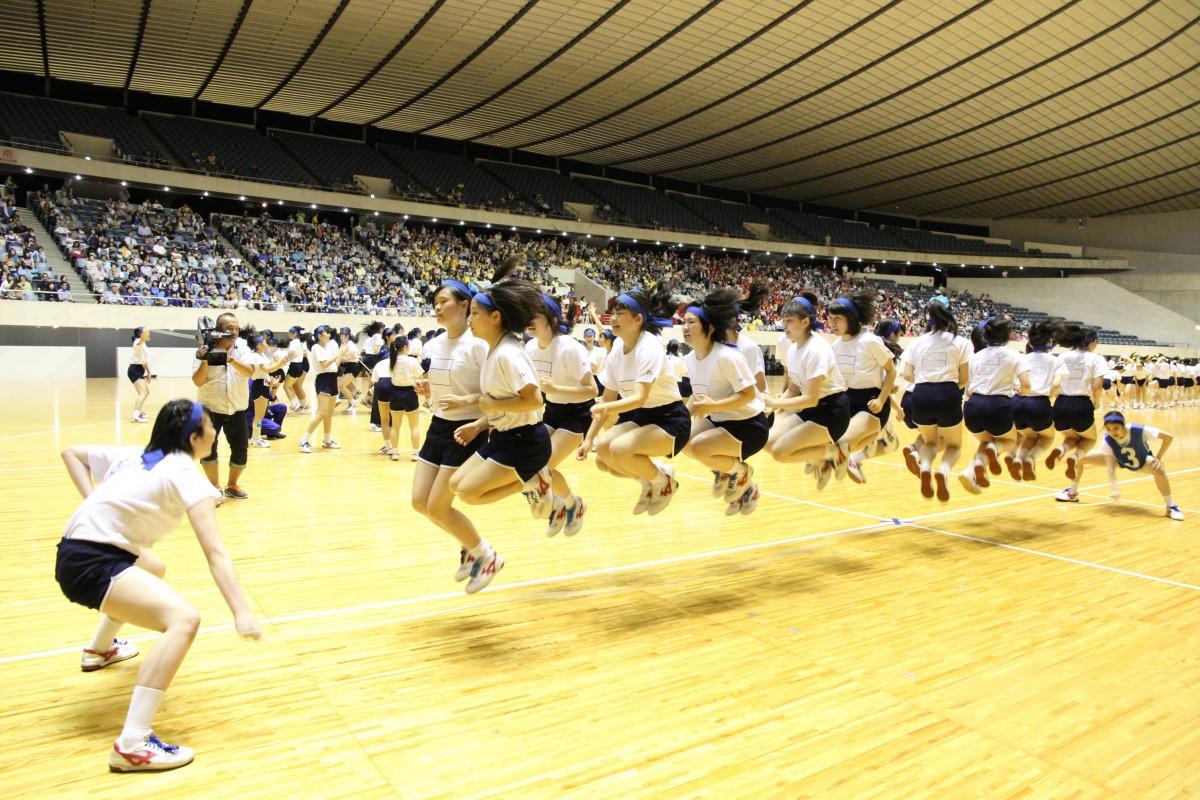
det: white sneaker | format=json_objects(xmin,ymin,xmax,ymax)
[
  {"xmin": 710, "ymin": 470, "xmax": 727, "ymax": 498},
  {"xmin": 815, "ymin": 461, "xmax": 833, "ymax": 491},
  {"xmin": 723, "ymin": 462, "xmax": 753, "ymax": 503},
  {"xmin": 368, "ymin": 424, "xmax": 382, "ymax": 433},
  {"xmin": 322, "ymin": 439, "xmax": 341, "ymax": 449},
  {"xmin": 521, "ymin": 470, "xmax": 553, "ymax": 519},
  {"xmin": 738, "ymin": 484, "xmax": 760, "ymax": 515},
  {"xmin": 646, "ymin": 465, "xmax": 678, "ymax": 516},
  {"xmin": 633, "ymin": 479, "xmax": 652, "ymax": 514},
  {"xmin": 1055, "ymin": 488, "xmax": 1079, "ymax": 503},
  {"xmin": 250, "ymin": 437, "xmax": 270, "ymax": 448},
  {"xmin": 958, "ymin": 471, "xmax": 982, "ymax": 495},
  {"xmin": 299, "ymin": 439, "xmax": 312, "ymax": 453},
  {"xmin": 130, "ymin": 414, "xmax": 148, "ymax": 423},
  {"xmin": 465, "ymin": 549, "xmax": 503, "ymax": 594},
  {"xmin": 831, "ymin": 444, "xmax": 849, "ymax": 482},
  {"xmin": 390, "ymin": 450, "xmax": 400, "ymax": 462},
  {"xmin": 563, "ymin": 497, "xmax": 586, "ymax": 537},
  {"xmin": 546, "ymin": 497, "xmax": 568, "ymax": 537},
  {"xmin": 81, "ymin": 639, "xmax": 139, "ymax": 672},
  {"xmin": 1167, "ymin": 504, "xmax": 1184, "ymax": 521},
  {"xmin": 454, "ymin": 548, "xmax": 474, "ymax": 582},
  {"xmin": 109, "ymin": 733, "xmax": 194, "ymax": 772},
  {"xmin": 846, "ymin": 458, "xmax": 865, "ymax": 484}
]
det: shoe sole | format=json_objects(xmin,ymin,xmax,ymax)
[
  {"xmin": 958, "ymin": 474, "xmax": 981, "ymax": 495},
  {"xmin": 465, "ymin": 557, "xmax": 504, "ymax": 594},
  {"xmin": 904, "ymin": 448, "xmax": 920, "ymax": 476},
  {"xmin": 935, "ymin": 473, "xmax": 950, "ymax": 502},
  {"xmin": 1005, "ymin": 457, "xmax": 1022, "ymax": 481},
  {"xmin": 1065, "ymin": 458, "xmax": 1077, "ymax": 481},
  {"xmin": 1046, "ymin": 449, "xmax": 1061, "ymax": 471},
  {"xmin": 974, "ymin": 464, "xmax": 989, "ymax": 489},
  {"xmin": 1021, "ymin": 461, "xmax": 1035, "ymax": 481},
  {"xmin": 984, "ymin": 447, "xmax": 1002, "ymax": 475},
  {"xmin": 919, "ymin": 471, "xmax": 933, "ymax": 498},
  {"xmin": 109, "ymin": 755, "xmax": 194, "ymax": 773},
  {"xmin": 81, "ymin": 651, "xmax": 139, "ymax": 672},
  {"xmin": 847, "ymin": 463, "xmax": 865, "ymax": 484}
]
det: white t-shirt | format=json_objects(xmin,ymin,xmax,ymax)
[
  {"xmin": 1021, "ymin": 351, "xmax": 1068, "ymax": 397},
  {"xmin": 86, "ymin": 446, "xmax": 142, "ymax": 484},
  {"xmin": 526, "ymin": 336, "xmax": 593, "ymax": 405},
  {"xmin": 407, "ymin": 337, "xmax": 424, "ymax": 359},
  {"xmin": 967, "ymin": 346, "xmax": 1029, "ymax": 396},
  {"xmin": 371, "ymin": 357, "xmax": 390, "ymax": 382},
  {"xmin": 424, "ymin": 330, "xmax": 488, "ymax": 422},
  {"xmin": 900, "ymin": 332, "xmax": 972, "ymax": 384},
  {"xmin": 831, "ymin": 331, "xmax": 893, "ymax": 390},
  {"xmin": 585, "ymin": 344, "xmax": 607, "ymax": 374},
  {"xmin": 685, "ymin": 344, "xmax": 764, "ymax": 422},
  {"xmin": 735, "ymin": 333, "xmax": 765, "ymax": 379},
  {"xmin": 481, "ymin": 336, "xmax": 542, "ymax": 430},
  {"xmin": 786, "ymin": 334, "xmax": 847, "ymax": 399},
  {"xmin": 1059, "ymin": 350, "xmax": 1107, "ymax": 396},
  {"xmin": 287, "ymin": 338, "xmax": 305, "ymax": 363},
  {"xmin": 598, "ymin": 331, "xmax": 681, "ymax": 409},
  {"xmin": 62, "ymin": 450, "xmax": 221, "ymax": 556},
  {"xmin": 775, "ymin": 332, "xmax": 792, "ymax": 372},
  {"xmin": 665, "ymin": 354, "xmax": 686, "ymax": 381},
  {"xmin": 131, "ymin": 340, "xmax": 149, "ymax": 366},
  {"xmin": 364, "ymin": 333, "xmax": 384, "ymax": 355},
  {"xmin": 339, "ymin": 340, "xmax": 359, "ymax": 364},
  {"xmin": 247, "ymin": 351, "xmax": 275, "ymax": 380},
  {"xmin": 310, "ymin": 341, "xmax": 340, "ymax": 375},
  {"xmin": 390, "ymin": 354, "xmax": 421, "ymax": 386}
]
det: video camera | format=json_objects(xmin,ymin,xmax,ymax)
[{"xmin": 196, "ymin": 316, "xmax": 233, "ymax": 365}]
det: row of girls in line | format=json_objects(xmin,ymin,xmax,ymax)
[
  {"xmin": 890, "ymin": 298, "xmax": 1184, "ymax": 519},
  {"xmin": 1102, "ymin": 355, "xmax": 1200, "ymax": 410}
]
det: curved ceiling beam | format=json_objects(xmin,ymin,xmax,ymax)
[
  {"xmin": 469, "ymin": 0, "xmax": 725, "ymax": 143},
  {"xmin": 705, "ymin": 0, "xmax": 1101, "ymax": 184},
  {"xmin": 764, "ymin": 10, "xmax": 1193, "ymax": 197},
  {"xmin": 370, "ymin": 0, "xmax": 541, "ymax": 127},
  {"xmin": 852, "ymin": 98, "xmax": 1200, "ymax": 211},
  {"xmin": 193, "ymin": 0, "xmax": 255, "ymax": 100},
  {"xmin": 124, "ymin": 0, "xmax": 152, "ymax": 90},
  {"xmin": 593, "ymin": 0, "xmax": 902, "ymax": 167},
  {"xmin": 996, "ymin": 159, "xmax": 1200, "ymax": 219},
  {"xmin": 316, "ymin": 0, "xmax": 446, "ymax": 118},
  {"xmin": 518, "ymin": 0, "xmax": 817, "ymax": 152},
  {"xmin": 1093, "ymin": 185, "xmax": 1200, "ymax": 217},
  {"xmin": 35, "ymin": 0, "xmax": 49, "ymax": 78},
  {"xmin": 413, "ymin": 0, "xmax": 632, "ymax": 136},
  {"xmin": 256, "ymin": 0, "xmax": 352, "ymax": 110}
]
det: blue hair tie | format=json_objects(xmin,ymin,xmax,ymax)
[
  {"xmin": 685, "ymin": 304, "xmax": 709, "ymax": 324},
  {"xmin": 142, "ymin": 402, "xmax": 203, "ymax": 470},
  {"xmin": 440, "ymin": 279, "xmax": 475, "ymax": 299},
  {"xmin": 474, "ymin": 293, "xmax": 496, "ymax": 311},
  {"xmin": 132, "ymin": 327, "xmax": 144, "ymax": 342},
  {"xmin": 617, "ymin": 292, "xmax": 674, "ymax": 329},
  {"xmin": 541, "ymin": 293, "xmax": 569, "ymax": 334},
  {"xmin": 930, "ymin": 294, "xmax": 950, "ymax": 309},
  {"xmin": 1031, "ymin": 343, "xmax": 1054, "ymax": 352},
  {"xmin": 834, "ymin": 297, "xmax": 858, "ymax": 321},
  {"xmin": 888, "ymin": 320, "xmax": 902, "ymax": 337}
]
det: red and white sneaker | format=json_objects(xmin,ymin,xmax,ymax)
[
  {"xmin": 81, "ymin": 639, "xmax": 139, "ymax": 672},
  {"xmin": 563, "ymin": 497, "xmax": 586, "ymax": 537},
  {"xmin": 1055, "ymin": 488, "xmax": 1079, "ymax": 503},
  {"xmin": 546, "ymin": 497, "xmax": 568, "ymax": 537},
  {"xmin": 465, "ymin": 549, "xmax": 504, "ymax": 594},
  {"xmin": 633, "ymin": 480, "xmax": 653, "ymax": 514},
  {"xmin": 522, "ymin": 470, "xmax": 553, "ymax": 519},
  {"xmin": 846, "ymin": 458, "xmax": 866, "ymax": 484},
  {"xmin": 710, "ymin": 470, "xmax": 727, "ymax": 498},
  {"xmin": 454, "ymin": 549, "xmax": 475, "ymax": 582},
  {"xmin": 646, "ymin": 466, "xmax": 678, "ymax": 516},
  {"xmin": 723, "ymin": 462, "xmax": 753, "ymax": 503},
  {"xmin": 109, "ymin": 733, "xmax": 194, "ymax": 772}
]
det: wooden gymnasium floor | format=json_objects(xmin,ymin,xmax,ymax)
[{"xmin": 3, "ymin": 377, "xmax": 1199, "ymax": 799}]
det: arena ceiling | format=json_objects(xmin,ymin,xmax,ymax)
[{"xmin": 3, "ymin": 0, "xmax": 1198, "ymax": 219}]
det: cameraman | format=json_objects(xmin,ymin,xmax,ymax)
[{"xmin": 192, "ymin": 313, "xmax": 255, "ymax": 499}]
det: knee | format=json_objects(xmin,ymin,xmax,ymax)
[
  {"xmin": 411, "ymin": 494, "xmax": 429, "ymax": 517},
  {"xmin": 169, "ymin": 606, "xmax": 201, "ymax": 638}
]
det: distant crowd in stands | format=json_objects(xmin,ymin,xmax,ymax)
[{"xmin": 1, "ymin": 176, "xmax": 73, "ymax": 301}]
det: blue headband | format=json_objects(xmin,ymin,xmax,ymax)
[
  {"xmin": 977, "ymin": 316, "xmax": 993, "ymax": 331},
  {"xmin": 617, "ymin": 292, "xmax": 674, "ymax": 329},
  {"xmin": 886, "ymin": 320, "xmax": 901, "ymax": 337},
  {"xmin": 1103, "ymin": 412, "xmax": 1126, "ymax": 426},
  {"xmin": 142, "ymin": 402, "xmax": 204, "ymax": 470},
  {"xmin": 541, "ymin": 293, "xmax": 569, "ymax": 334},
  {"xmin": 833, "ymin": 297, "xmax": 858, "ymax": 321},
  {"xmin": 440, "ymin": 279, "xmax": 475, "ymax": 299},
  {"xmin": 584, "ymin": 327, "xmax": 596, "ymax": 337},
  {"xmin": 930, "ymin": 294, "xmax": 950, "ymax": 309},
  {"xmin": 790, "ymin": 296, "xmax": 825, "ymax": 331},
  {"xmin": 474, "ymin": 293, "xmax": 496, "ymax": 311},
  {"xmin": 685, "ymin": 305, "xmax": 709, "ymax": 324}
]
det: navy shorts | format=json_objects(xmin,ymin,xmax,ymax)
[
  {"xmin": 338, "ymin": 362, "xmax": 362, "ymax": 377},
  {"xmin": 845, "ymin": 386, "xmax": 890, "ymax": 427},
  {"xmin": 900, "ymin": 391, "xmax": 917, "ymax": 430},
  {"xmin": 374, "ymin": 377, "xmax": 393, "ymax": 405},
  {"xmin": 910, "ymin": 382, "xmax": 964, "ymax": 427},
  {"xmin": 1136, "ymin": 378, "xmax": 1147, "ymax": 386},
  {"xmin": 390, "ymin": 385, "xmax": 419, "ymax": 413},
  {"xmin": 1120, "ymin": 376, "xmax": 1134, "ymax": 385},
  {"xmin": 314, "ymin": 372, "xmax": 338, "ymax": 396},
  {"xmin": 126, "ymin": 364, "xmax": 146, "ymax": 383},
  {"xmin": 797, "ymin": 392, "xmax": 851, "ymax": 442},
  {"xmin": 478, "ymin": 424, "xmax": 552, "ymax": 482},
  {"xmin": 1156, "ymin": 378, "xmax": 1172, "ymax": 388},
  {"xmin": 287, "ymin": 362, "xmax": 306, "ymax": 378},
  {"xmin": 361, "ymin": 352, "xmax": 383, "ymax": 370},
  {"xmin": 1102, "ymin": 379, "xmax": 1112, "ymax": 390},
  {"xmin": 711, "ymin": 412, "xmax": 770, "ymax": 460},
  {"xmin": 56, "ymin": 538, "xmax": 138, "ymax": 611},
  {"xmin": 543, "ymin": 400, "xmax": 594, "ymax": 435},
  {"xmin": 1012, "ymin": 395, "xmax": 1053, "ymax": 432},
  {"xmin": 419, "ymin": 415, "xmax": 483, "ymax": 469},
  {"xmin": 616, "ymin": 400, "xmax": 692, "ymax": 457},
  {"xmin": 963, "ymin": 394, "xmax": 1013, "ymax": 436},
  {"xmin": 678, "ymin": 377, "xmax": 693, "ymax": 398},
  {"xmin": 1053, "ymin": 395, "xmax": 1096, "ymax": 432},
  {"xmin": 250, "ymin": 379, "xmax": 271, "ymax": 402}
]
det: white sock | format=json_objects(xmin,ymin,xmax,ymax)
[
  {"xmin": 1164, "ymin": 495, "xmax": 1175, "ymax": 507},
  {"xmin": 88, "ymin": 616, "xmax": 124, "ymax": 653},
  {"xmin": 468, "ymin": 541, "xmax": 491, "ymax": 559},
  {"xmin": 117, "ymin": 686, "xmax": 164, "ymax": 750},
  {"xmin": 650, "ymin": 467, "xmax": 668, "ymax": 488}
]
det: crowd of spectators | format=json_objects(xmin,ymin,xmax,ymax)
[{"xmin": 1, "ymin": 178, "xmax": 74, "ymax": 301}]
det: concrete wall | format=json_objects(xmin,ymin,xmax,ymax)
[{"xmin": 992, "ymin": 208, "xmax": 1200, "ymax": 257}]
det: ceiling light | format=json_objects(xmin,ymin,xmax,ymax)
[
  {"xmin": 881, "ymin": 259, "xmax": 887, "ymax": 264},
  {"xmin": 311, "ymin": 204, "xmax": 317, "ymax": 209},
  {"xmin": 632, "ymin": 238, "xmax": 638, "ymax": 243},
  {"xmin": 906, "ymin": 260, "xmax": 911, "ymax": 265},
  {"xmin": 261, "ymin": 202, "xmax": 267, "ymax": 208},
  {"xmin": 84, "ymin": 156, "xmax": 91, "ymax": 161},
  {"xmin": 485, "ymin": 223, "xmax": 491, "ymax": 228},
  {"xmin": 74, "ymin": 174, "xmax": 82, "ymax": 180},
  {"xmin": 459, "ymin": 220, "xmax": 465, "ymax": 226},
  {"xmin": 203, "ymin": 191, "xmax": 209, "ymax": 196},
  {"xmin": 536, "ymin": 228, "xmax": 542, "ymax": 234},
  {"xmin": 342, "ymin": 207, "xmax": 348, "ymax": 213},
  {"xmin": 510, "ymin": 226, "xmax": 517, "ymax": 231},
  {"xmin": 162, "ymin": 186, "xmax": 170, "ymax": 191},
  {"xmin": 403, "ymin": 214, "xmax": 409, "ymax": 220},
  {"xmin": 766, "ymin": 251, "xmax": 771, "ymax": 255},
  {"xmin": 700, "ymin": 245, "xmax": 706, "ymax": 250},
  {"xmin": 932, "ymin": 262, "xmax": 938, "ymax": 267},
  {"xmin": 656, "ymin": 241, "xmax": 661, "ymax": 245},
  {"xmin": 373, "ymin": 211, "xmax": 379, "ymax": 216},
  {"xmin": 24, "ymin": 167, "xmax": 33, "ymax": 174},
  {"xmin": 960, "ymin": 263, "xmax": 965, "ymax": 267},
  {"xmin": 561, "ymin": 231, "xmax": 567, "ymax": 236},
  {"xmin": 432, "ymin": 217, "xmax": 438, "ymax": 222},
  {"xmin": 586, "ymin": 234, "xmax": 592, "ymax": 238},
  {"xmin": 277, "ymin": 200, "xmax": 283, "ymax": 205},
  {"xmin": 239, "ymin": 195, "xmax": 246, "ymax": 201},
  {"xmin": 370, "ymin": 194, "xmax": 375, "ymax": 199},
  {"xmin": 857, "ymin": 257, "xmax": 862, "ymax": 262}
]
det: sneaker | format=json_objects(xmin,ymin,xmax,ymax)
[
  {"xmin": 974, "ymin": 462, "xmax": 990, "ymax": 489},
  {"xmin": 410, "ymin": 452, "xmax": 418, "ymax": 462},
  {"xmin": 739, "ymin": 484, "xmax": 760, "ymax": 515},
  {"xmin": 390, "ymin": 451, "xmax": 400, "ymax": 462},
  {"xmin": 378, "ymin": 445, "xmax": 391, "ymax": 455},
  {"xmin": 831, "ymin": 443, "xmax": 849, "ymax": 481},
  {"xmin": 646, "ymin": 466, "xmax": 678, "ymax": 516},
  {"xmin": 322, "ymin": 439, "xmax": 341, "ymax": 449},
  {"xmin": 724, "ymin": 498, "xmax": 742, "ymax": 516},
  {"xmin": 465, "ymin": 549, "xmax": 503, "ymax": 594},
  {"xmin": 920, "ymin": 470, "xmax": 934, "ymax": 499},
  {"xmin": 879, "ymin": 424, "xmax": 899, "ymax": 454},
  {"xmin": 563, "ymin": 497, "xmax": 586, "ymax": 537},
  {"xmin": 224, "ymin": 484, "xmax": 248, "ymax": 500},
  {"xmin": 109, "ymin": 733, "xmax": 194, "ymax": 772},
  {"xmin": 1021, "ymin": 458, "xmax": 1036, "ymax": 481},
  {"xmin": 1055, "ymin": 488, "xmax": 1079, "ymax": 503},
  {"xmin": 904, "ymin": 446, "xmax": 920, "ymax": 477},
  {"xmin": 723, "ymin": 462, "xmax": 753, "ymax": 503},
  {"xmin": 633, "ymin": 480, "xmax": 653, "ymax": 514},
  {"xmin": 250, "ymin": 437, "xmax": 270, "ymax": 448},
  {"xmin": 984, "ymin": 443, "xmax": 1002, "ymax": 475},
  {"xmin": 546, "ymin": 497, "xmax": 568, "ymax": 537},
  {"xmin": 815, "ymin": 461, "xmax": 833, "ymax": 491},
  {"xmin": 847, "ymin": 458, "xmax": 866, "ymax": 484},
  {"xmin": 521, "ymin": 471, "xmax": 553, "ymax": 519},
  {"xmin": 710, "ymin": 470, "xmax": 727, "ymax": 498},
  {"xmin": 1065, "ymin": 455, "xmax": 1077, "ymax": 481},
  {"xmin": 958, "ymin": 471, "xmax": 982, "ymax": 495},
  {"xmin": 1046, "ymin": 446, "xmax": 1065, "ymax": 471},
  {"xmin": 934, "ymin": 472, "xmax": 950, "ymax": 502},
  {"xmin": 368, "ymin": 424, "xmax": 382, "ymax": 433},
  {"xmin": 454, "ymin": 548, "xmax": 474, "ymax": 582},
  {"xmin": 1005, "ymin": 453, "xmax": 1021, "ymax": 481},
  {"xmin": 299, "ymin": 439, "xmax": 312, "ymax": 454},
  {"xmin": 1167, "ymin": 504, "xmax": 1184, "ymax": 521},
  {"xmin": 130, "ymin": 414, "xmax": 148, "ymax": 424},
  {"xmin": 81, "ymin": 639, "xmax": 139, "ymax": 672}
]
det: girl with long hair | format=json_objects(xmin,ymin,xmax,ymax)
[
  {"xmin": 959, "ymin": 317, "xmax": 1030, "ymax": 493},
  {"xmin": 1012, "ymin": 319, "xmax": 1065, "ymax": 480},
  {"xmin": 128, "ymin": 327, "xmax": 152, "ymax": 423},
  {"xmin": 382, "ymin": 335, "xmax": 423, "ymax": 461},
  {"xmin": 298, "ymin": 325, "xmax": 342, "ymax": 453},
  {"xmin": 284, "ymin": 325, "xmax": 310, "ymax": 412},
  {"xmin": 1048, "ymin": 325, "xmax": 1107, "ymax": 501}
]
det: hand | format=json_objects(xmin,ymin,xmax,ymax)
[
  {"xmin": 414, "ymin": 379, "xmax": 430, "ymax": 396},
  {"xmin": 690, "ymin": 394, "xmax": 714, "ymax": 416},
  {"xmin": 1146, "ymin": 456, "xmax": 1164, "ymax": 473},
  {"xmin": 763, "ymin": 395, "xmax": 784, "ymax": 410},
  {"xmin": 576, "ymin": 438, "xmax": 593, "ymax": 461},
  {"xmin": 453, "ymin": 422, "xmax": 485, "ymax": 446},
  {"xmin": 195, "ymin": 345, "xmax": 208, "ymax": 359},
  {"xmin": 235, "ymin": 613, "xmax": 261, "ymax": 640},
  {"xmin": 438, "ymin": 394, "xmax": 473, "ymax": 412},
  {"xmin": 590, "ymin": 403, "xmax": 609, "ymax": 419},
  {"xmin": 476, "ymin": 394, "xmax": 495, "ymax": 413},
  {"xmin": 867, "ymin": 397, "xmax": 884, "ymax": 414},
  {"xmin": 539, "ymin": 376, "xmax": 556, "ymax": 395}
]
